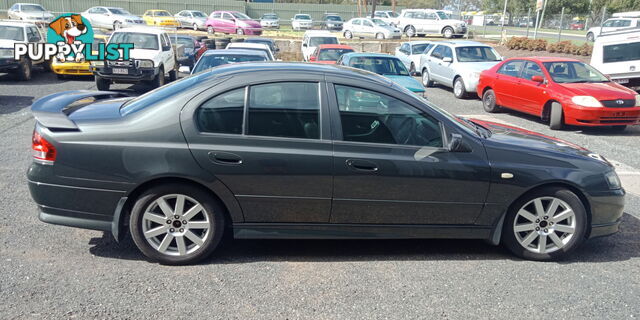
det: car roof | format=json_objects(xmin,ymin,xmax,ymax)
[
  {"xmin": 304, "ymin": 30, "xmax": 334, "ymax": 37},
  {"xmin": 202, "ymin": 49, "xmax": 268, "ymax": 57},
  {"xmin": 435, "ymin": 40, "xmax": 492, "ymax": 47},
  {"xmin": 342, "ymin": 52, "xmax": 397, "ymax": 59},
  {"xmin": 317, "ymin": 44, "xmax": 353, "ymax": 49},
  {"xmin": 0, "ymin": 21, "xmax": 34, "ymax": 27},
  {"xmin": 227, "ymin": 42, "xmax": 270, "ymax": 49},
  {"xmin": 112, "ymin": 26, "xmax": 166, "ymax": 35},
  {"xmin": 245, "ymin": 37, "xmax": 275, "ymax": 43},
  {"xmin": 507, "ymin": 56, "xmax": 581, "ymax": 62},
  {"xmin": 403, "ymin": 40, "xmax": 432, "ymax": 45}
]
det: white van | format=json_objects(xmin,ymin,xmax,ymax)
[{"xmin": 590, "ymin": 30, "xmax": 640, "ymax": 90}]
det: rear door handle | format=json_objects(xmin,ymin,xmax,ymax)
[
  {"xmin": 208, "ymin": 151, "xmax": 243, "ymax": 165},
  {"xmin": 346, "ymin": 159, "xmax": 378, "ymax": 172}
]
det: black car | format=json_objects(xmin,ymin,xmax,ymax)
[
  {"xmin": 28, "ymin": 63, "xmax": 624, "ymax": 265},
  {"xmin": 321, "ymin": 14, "xmax": 344, "ymax": 31}
]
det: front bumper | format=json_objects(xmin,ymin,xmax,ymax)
[
  {"xmin": 0, "ymin": 59, "xmax": 20, "ymax": 72},
  {"xmin": 454, "ymin": 25, "xmax": 468, "ymax": 34},
  {"xmin": 325, "ymin": 24, "xmax": 343, "ymax": 30},
  {"xmin": 241, "ymin": 27, "xmax": 263, "ymax": 35},
  {"xmin": 587, "ymin": 188, "xmax": 625, "ymax": 238},
  {"xmin": 563, "ymin": 104, "xmax": 640, "ymax": 126},
  {"xmin": 261, "ymin": 21, "xmax": 280, "ymax": 28},
  {"xmin": 91, "ymin": 65, "xmax": 159, "ymax": 82},
  {"xmin": 51, "ymin": 60, "xmax": 92, "ymax": 76}
]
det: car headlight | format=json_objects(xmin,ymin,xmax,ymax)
[
  {"xmin": 604, "ymin": 171, "xmax": 622, "ymax": 189},
  {"xmin": 138, "ymin": 60, "xmax": 154, "ymax": 68},
  {"xmin": 571, "ymin": 96, "xmax": 602, "ymax": 107},
  {"xmin": 90, "ymin": 61, "xmax": 104, "ymax": 67},
  {"xmin": 0, "ymin": 48, "xmax": 13, "ymax": 58},
  {"xmin": 635, "ymin": 94, "xmax": 640, "ymax": 106}
]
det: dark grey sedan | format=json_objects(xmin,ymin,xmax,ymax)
[{"xmin": 28, "ymin": 63, "xmax": 624, "ymax": 264}]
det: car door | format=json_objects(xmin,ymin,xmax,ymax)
[
  {"xmin": 361, "ymin": 19, "xmax": 375, "ymax": 38},
  {"xmin": 600, "ymin": 19, "xmax": 616, "ymax": 34},
  {"xmin": 517, "ymin": 61, "xmax": 548, "ymax": 115},
  {"xmin": 181, "ymin": 76, "xmax": 333, "ymax": 223},
  {"xmin": 395, "ymin": 43, "xmax": 411, "ymax": 69},
  {"xmin": 26, "ymin": 26, "xmax": 44, "ymax": 64},
  {"xmin": 423, "ymin": 12, "xmax": 439, "ymax": 33},
  {"xmin": 439, "ymin": 45, "xmax": 456, "ymax": 86},
  {"xmin": 221, "ymin": 12, "xmax": 235, "ymax": 33},
  {"xmin": 493, "ymin": 60, "xmax": 525, "ymax": 108},
  {"xmin": 426, "ymin": 44, "xmax": 446, "ymax": 82},
  {"xmin": 327, "ymin": 82, "xmax": 490, "ymax": 225},
  {"xmin": 160, "ymin": 34, "xmax": 175, "ymax": 71}
]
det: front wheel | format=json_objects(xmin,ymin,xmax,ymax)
[
  {"xmin": 442, "ymin": 27, "xmax": 454, "ymax": 39},
  {"xmin": 421, "ymin": 68, "xmax": 434, "ymax": 87},
  {"xmin": 236, "ymin": 28, "xmax": 244, "ymax": 35},
  {"xmin": 405, "ymin": 25, "xmax": 416, "ymax": 37},
  {"xmin": 207, "ymin": 26, "xmax": 214, "ymax": 34},
  {"xmin": 549, "ymin": 102, "xmax": 565, "ymax": 130},
  {"xmin": 113, "ymin": 21, "xmax": 121, "ymax": 30},
  {"xmin": 502, "ymin": 187, "xmax": 587, "ymax": 261},
  {"xmin": 95, "ymin": 75, "xmax": 110, "ymax": 90},
  {"xmin": 151, "ymin": 66, "xmax": 165, "ymax": 88},
  {"xmin": 129, "ymin": 184, "xmax": 226, "ymax": 265},
  {"xmin": 193, "ymin": 23, "xmax": 198, "ymax": 31},
  {"xmin": 453, "ymin": 77, "xmax": 468, "ymax": 99},
  {"xmin": 168, "ymin": 68, "xmax": 177, "ymax": 82},
  {"xmin": 16, "ymin": 58, "xmax": 32, "ymax": 81},
  {"xmin": 586, "ymin": 32, "xmax": 594, "ymax": 42},
  {"xmin": 375, "ymin": 32, "xmax": 384, "ymax": 40},
  {"xmin": 344, "ymin": 30, "xmax": 353, "ymax": 39}
]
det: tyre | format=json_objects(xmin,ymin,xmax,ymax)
[
  {"xmin": 409, "ymin": 62, "xmax": 416, "ymax": 75},
  {"xmin": 482, "ymin": 89, "xmax": 500, "ymax": 113},
  {"xmin": 16, "ymin": 58, "xmax": 32, "ymax": 81},
  {"xmin": 502, "ymin": 186, "xmax": 587, "ymax": 261},
  {"xmin": 113, "ymin": 21, "xmax": 121, "ymax": 30},
  {"xmin": 151, "ymin": 66, "xmax": 165, "ymax": 88},
  {"xmin": 453, "ymin": 77, "xmax": 467, "ymax": 99},
  {"xmin": 207, "ymin": 26, "xmax": 214, "ymax": 34},
  {"xmin": 549, "ymin": 102, "xmax": 564, "ymax": 130},
  {"xmin": 129, "ymin": 184, "xmax": 225, "ymax": 265},
  {"xmin": 442, "ymin": 27, "xmax": 454, "ymax": 39},
  {"xmin": 95, "ymin": 75, "xmax": 110, "ymax": 91},
  {"xmin": 405, "ymin": 25, "xmax": 416, "ymax": 37},
  {"xmin": 193, "ymin": 23, "xmax": 198, "ymax": 31},
  {"xmin": 168, "ymin": 68, "xmax": 177, "ymax": 82},
  {"xmin": 375, "ymin": 32, "xmax": 384, "ymax": 40},
  {"xmin": 344, "ymin": 30, "xmax": 353, "ymax": 39},
  {"xmin": 586, "ymin": 32, "xmax": 594, "ymax": 42},
  {"xmin": 236, "ymin": 28, "xmax": 244, "ymax": 35},
  {"xmin": 421, "ymin": 68, "xmax": 434, "ymax": 87}
]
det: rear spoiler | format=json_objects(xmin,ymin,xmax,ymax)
[{"xmin": 31, "ymin": 90, "xmax": 129, "ymax": 129}]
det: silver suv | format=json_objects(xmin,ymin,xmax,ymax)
[
  {"xmin": 419, "ymin": 40, "xmax": 502, "ymax": 99},
  {"xmin": 398, "ymin": 9, "xmax": 467, "ymax": 38}
]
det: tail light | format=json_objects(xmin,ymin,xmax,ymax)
[{"xmin": 32, "ymin": 131, "xmax": 56, "ymax": 163}]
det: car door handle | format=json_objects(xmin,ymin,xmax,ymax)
[
  {"xmin": 346, "ymin": 159, "xmax": 378, "ymax": 172},
  {"xmin": 209, "ymin": 151, "xmax": 243, "ymax": 165}
]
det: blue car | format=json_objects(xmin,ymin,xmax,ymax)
[{"xmin": 336, "ymin": 52, "xmax": 425, "ymax": 94}]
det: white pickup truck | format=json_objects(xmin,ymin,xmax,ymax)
[
  {"xmin": 0, "ymin": 21, "xmax": 46, "ymax": 80},
  {"xmin": 397, "ymin": 9, "xmax": 467, "ymax": 38},
  {"xmin": 90, "ymin": 27, "xmax": 177, "ymax": 90},
  {"xmin": 590, "ymin": 30, "xmax": 640, "ymax": 91}
]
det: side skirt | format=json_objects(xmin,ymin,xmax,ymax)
[{"xmin": 233, "ymin": 223, "xmax": 493, "ymax": 240}]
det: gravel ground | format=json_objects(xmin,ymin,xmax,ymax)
[{"xmin": 1, "ymin": 70, "xmax": 639, "ymax": 319}]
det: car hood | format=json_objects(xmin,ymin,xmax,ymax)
[
  {"xmin": 128, "ymin": 48, "xmax": 161, "ymax": 60},
  {"xmin": 154, "ymin": 16, "xmax": 176, "ymax": 21},
  {"xmin": 117, "ymin": 14, "xmax": 144, "ymax": 21},
  {"xmin": 384, "ymin": 75, "xmax": 425, "ymax": 92},
  {"xmin": 460, "ymin": 61, "xmax": 501, "ymax": 72},
  {"xmin": 558, "ymin": 82, "xmax": 636, "ymax": 100},
  {"xmin": 442, "ymin": 19, "xmax": 465, "ymax": 25},
  {"xmin": 471, "ymin": 119, "xmax": 601, "ymax": 160},
  {"xmin": 0, "ymin": 39, "xmax": 19, "ymax": 48}
]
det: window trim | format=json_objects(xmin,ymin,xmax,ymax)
[{"xmin": 497, "ymin": 59, "xmax": 525, "ymax": 78}]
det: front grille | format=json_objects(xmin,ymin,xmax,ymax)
[
  {"xmin": 600, "ymin": 99, "xmax": 635, "ymax": 108},
  {"xmin": 107, "ymin": 60, "xmax": 133, "ymax": 67}
]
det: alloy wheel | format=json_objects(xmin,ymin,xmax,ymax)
[
  {"xmin": 513, "ymin": 196, "xmax": 576, "ymax": 254},
  {"xmin": 454, "ymin": 79, "xmax": 463, "ymax": 96},
  {"xmin": 193, "ymin": 23, "xmax": 198, "ymax": 31},
  {"xmin": 141, "ymin": 194, "xmax": 212, "ymax": 256}
]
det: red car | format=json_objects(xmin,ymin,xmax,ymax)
[
  {"xmin": 309, "ymin": 44, "xmax": 355, "ymax": 64},
  {"xmin": 477, "ymin": 57, "xmax": 640, "ymax": 130},
  {"xmin": 569, "ymin": 21, "xmax": 585, "ymax": 30}
]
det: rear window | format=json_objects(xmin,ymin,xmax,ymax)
[
  {"xmin": 193, "ymin": 54, "xmax": 267, "ymax": 73},
  {"xmin": 309, "ymin": 37, "xmax": 338, "ymax": 47},
  {"xmin": 318, "ymin": 48, "xmax": 354, "ymax": 61},
  {"xmin": 603, "ymin": 42, "xmax": 640, "ymax": 63}
]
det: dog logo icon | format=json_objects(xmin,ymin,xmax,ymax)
[
  {"xmin": 49, "ymin": 14, "xmax": 88, "ymax": 44},
  {"xmin": 47, "ymin": 13, "xmax": 94, "ymax": 62}
]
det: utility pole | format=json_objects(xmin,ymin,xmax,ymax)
[
  {"xmin": 500, "ymin": 0, "xmax": 508, "ymax": 33},
  {"xmin": 533, "ymin": 0, "xmax": 543, "ymax": 39},
  {"xmin": 557, "ymin": 7, "xmax": 564, "ymax": 41},
  {"xmin": 539, "ymin": 0, "xmax": 549, "ymax": 30},
  {"xmin": 371, "ymin": 0, "xmax": 377, "ymax": 18},
  {"xmin": 584, "ymin": 0, "xmax": 593, "ymax": 30}
]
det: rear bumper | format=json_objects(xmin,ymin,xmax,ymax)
[{"xmin": 564, "ymin": 104, "xmax": 640, "ymax": 126}]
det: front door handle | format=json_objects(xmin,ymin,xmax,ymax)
[
  {"xmin": 208, "ymin": 151, "xmax": 243, "ymax": 165},
  {"xmin": 346, "ymin": 159, "xmax": 378, "ymax": 172}
]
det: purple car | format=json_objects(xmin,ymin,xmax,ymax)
[{"xmin": 205, "ymin": 11, "xmax": 262, "ymax": 35}]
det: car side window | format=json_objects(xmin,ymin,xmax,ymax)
[
  {"xmin": 602, "ymin": 20, "xmax": 614, "ymax": 27},
  {"xmin": 27, "ymin": 27, "xmax": 41, "ymax": 42},
  {"xmin": 423, "ymin": 43, "xmax": 434, "ymax": 54},
  {"xmin": 442, "ymin": 46, "xmax": 453, "ymax": 59},
  {"xmin": 619, "ymin": 20, "xmax": 631, "ymax": 27},
  {"xmin": 197, "ymin": 88, "xmax": 245, "ymax": 134},
  {"xmin": 497, "ymin": 60, "xmax": 524, "ymax": 77},
  {"xmin": 223, "ymin": 13, "xmax": 233, "ymax": 20},
  {"xmin": 425, "ymin": 13, "xmax": 437, "ymax": 20},
  {"xmin": 10, "ymin": 4, "xmax": 18, "ymax": 10},
  {"xmin": 521, "ymin": 62, "xmax": 543, "ymax": 80},
  {"xmin": 334, "ymin": 85, "xmax": 443, "ymax": 147},
  {"xmin": 430, "ymin": 45, "xmax": 444, "ymax": 59},
  {"xmin": 363, "ymin": 20, "xmax": 373, "ymax": 27},
  {"xmin": 400, "ymin": 43, "xmax": 409, "ymax": 54},
  {"xmin": 212, "ymin": 12, "xmax": 221, "ymax": 19},
  {"xmin": 248, "ymin": 82, "xmax": 320, "ymax": 139},
  {"xmin": 353, "ymin": 19, "xmax": 361, "ymax": 26}
]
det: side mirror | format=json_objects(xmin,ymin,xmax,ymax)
[
  {"xmin": 447, "ymin": 133, "xmax": 464, "ymax": 152},
  {"xmin": 178, "ymin": 65, "xmax": 190, "ymax": 73},
  {"xmin": 443, "ymin": 57, "xmax": 453, "ymax": 63},
  {"xmin": 531, "ymin": 75, "xmax": 544, "ymax": 83}
]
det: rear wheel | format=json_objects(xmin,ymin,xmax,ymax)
[
  {"xmin": 405, "ymin": 25, "xmax": 416, "ymax": 37},
  {"xmin": 502, "ymin": 187, "xmax": 587, "ymax": 261},
  {"xmin": 482, "ymin": 89, "xmax": 500, "ymax": 113},
  {"xmin": 375, "ymin": 32, "xmax": 384, "ymax": 40},
  {"xmin": 586, "ymin": 32, "xmax": 594, "ymax": 42},
  {"xmin": 113, "ymin": 21, "xmax": 121, "ymax": 30},
  {"xmin": 95, "ymin": 75, "xmax": 110, "ymax": 90},
  {"xmin": 549, "ymin": 102, "xmax": 565, "ymax": 130},
  {"xmin": 453, "ymin": 77, "xmax": 468, "ymax": 99},
  {"xmin": 16, "ymin": 58, "xmax": 32, "ymax": 81},
  {"xmin": 236, "ymin": 28, "xmax": 244, "ymax": 35},
  {"xmin": 344, "ymin": 30, "xmax": 353, "ymax": 39},
  {"xmin": 129, "ymin": 184, "xmax": 225, "ymax": 265},
  {"xmin": 151, "ymin": 66, "xmax": 165, "ymax": 88}
]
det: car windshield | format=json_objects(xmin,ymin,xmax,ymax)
[
  {"xmin": 456, "ymin": 46, "xmax": 501, "ymax": 62},
  {"xmin": 436, "ymin": 11, "xmax": 449, "ymax": 19},
  {"xmin": 388, "ymin": 12, "xmax": 399, "ymax": 17},
  {"xmin": 543, "ymin": 61, "xmax": 609, "ymax": 83},
  {"xmin": 22, "ymin": 5, "xmax": 45, "ymax": 12},
  {"xmin": 232, "ymin": 47, "xmax": 271, "ymax": 59},
  {"xmin": 155, "ymin": 11, "xmax": 171, "ymax": 16},
  {"xmin": 245, "ymin": 39, "xmax": 271, "ymax": 47},
  {"xmin": 372, "ymin": 18, "xmax": 388, "ymax": 26},
  {"xmin": 603, "ymin": 41, "xmax": 640, "ymax": 63},
  {"xmin": 231, "ymin": 12, "xmax": 251, "ymax": 20},
  {"xmin": 110, "ymin": 32, "xmax": 158, "ymax": 50},
  {"xmin": 0, "ymin": 26, "xmax": 24, "ymax": 41},
  {"xmin": 295, "ymin": 15, "xmax": 311, "ymax": 20},
  {"xmin": 262, "ymin": 14, "xmax": 277, "ymax": 19},
  {"xmin": 349, "ymin": 56, "xmax": 410, "ymax": 76},
  {"xmin": 193, "ymin": 54, "xmax": 267, "ymax": 73},
  {"xmin": 192, "ymin": 11, "xmax": 206, "ymax": 18},
  {"xmin": 326, "ymin": 16, "xmax": 342, "ymax": 21},
  {"xmin": 309, "ymin": 37, "xmax": 338, "ymax": 47},
  {"xmin": 318, "ymin": 48, "xmax": 354, "ymax": 61},
  {"xmin": 108, "ymin": 8, "xmax": 130, "ymax": 15},
  {"xmin": 412, "ymin": 43, "xmax": 430, "ymax": 54}
]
